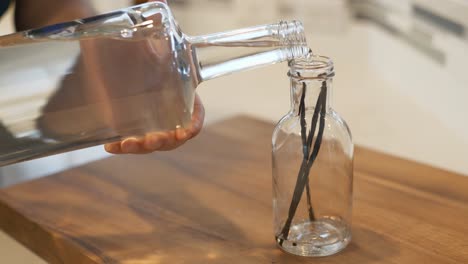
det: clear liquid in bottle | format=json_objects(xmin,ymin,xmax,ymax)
[{"xmin": 0, "ymin": 2, "xmax": 309, "ymax": 166}]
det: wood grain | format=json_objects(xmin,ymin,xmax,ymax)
[{"xmin": 0, "ymin": 115, "xmax": 467, "ymax": 263}]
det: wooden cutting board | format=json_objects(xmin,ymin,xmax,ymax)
[{"xmin": 1, "ymin": 116, "xmax": 467, "ymax": 263}]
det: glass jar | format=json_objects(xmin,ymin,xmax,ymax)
[{"xmin": 272, "ymin": 55, "xmax": 353, "ymax": 257}]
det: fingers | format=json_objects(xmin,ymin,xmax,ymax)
[
  {"xmin": 105, "ymin": 137, "xmax": 151, "ymax": 154},
  {"xmin": 187, "ymin": 93, "xmax": 205, "ymax": 139},
  {"xmin": 143, "ymin": 128, "xmax": 189, "ymax": 151},
  {"xmin": 104, "ymin": 142, "xmax": 121, "ymax": 154},
  {"xmin": 104, "ymin": 93, "xmax": 205, "ymax": 154},
  {"xmin": 121, "ymin": 137, "xmax": 147, "ymax": 153},
  {"xmin": 104, "ymin": 127, "xmax": 191, "ymax": 154},
  {"xmin": 142, "ymin": 132, "xmax": 165, "ymax": 151}
]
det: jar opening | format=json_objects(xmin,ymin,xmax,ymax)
[{"xmin": 288, "ymin": 55, "xmax": 334, "ymax": 80}]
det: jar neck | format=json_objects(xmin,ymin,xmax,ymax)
[
  {"xmin": 288, "ymin": 55, "xmax": 334, "ymax": 114},
  {"xmin": 290, "ymin": 78, "xmax": 332, "ymax": 114}
]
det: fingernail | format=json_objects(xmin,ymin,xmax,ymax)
[
  {"xmin": 122, "ymin": 139, "xmax": 139, "ymax": 153},
  {"xmin": 105, "ymin": 145, "xmax": 114, "ymax": 153},
  {"xmin": 105, "ymin": 143, "xmax": 120, "ymax": 153}
]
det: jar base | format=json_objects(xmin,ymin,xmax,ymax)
[{"xmin": 276, "ymin": 217, "xmax": 351, "ymax": 257}]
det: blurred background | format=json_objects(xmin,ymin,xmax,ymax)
[
  {"xmin": 0, "ymin": 1, "xmax": 467, "ymax": 176},
  {"xmin": 1, "ymin": 0, "xmax": 468, "ymax": 187},
  {"xmin": 1, "ymin": 0, "xmax": 468, "ymax": 262},
  {"xmin": 1, "ymin": 0, "xmax": 467, "ymax": 188}
]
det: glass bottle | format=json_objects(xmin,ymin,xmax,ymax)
[
  {"xmin": 272, "ymin": 55, "xmax": 353, "ymax": 257},
  {"xmin": 0, "ymin": 2, "xmax": 308, "ymax": 166}
]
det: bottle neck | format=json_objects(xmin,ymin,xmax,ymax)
[
  {"xmin": 290, "ymin": 78, "xmax": 332, "ymax": 114},
  {"xmin": 288, "ymin": 56, "xmax": 334, "ymax": 114},
  {"xmin": 188, "ymin": 21, "xmax": 308, "ymax": 82}
]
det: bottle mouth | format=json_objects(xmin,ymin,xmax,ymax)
[
  {"xmin": 288, "ymin": 55, "xmax": 335, "ymax": 80},
  {"xmin": 277, "ymin": 21, "xmax": 309, "ymax": 60}
]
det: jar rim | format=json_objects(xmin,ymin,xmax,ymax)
[{"xmin": 288, "ymin": 55, "xmax": 334, "ymax": 80}]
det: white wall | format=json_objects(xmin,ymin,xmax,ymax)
[{"xmin": 173, "ymin": 0, "xmax": 468, "ymax": 175}]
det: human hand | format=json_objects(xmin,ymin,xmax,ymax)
[
  {"xmin": 104, "ymin": 93, "xmax": 205, "ymax": 154},
  {"xmin": 100, "ymin": 0, "xmax": 206, "ymax": 154}
]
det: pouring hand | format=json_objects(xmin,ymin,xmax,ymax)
[{"xmin": 104, "ymin": 93, "xmax": 205, "ymax": 154}]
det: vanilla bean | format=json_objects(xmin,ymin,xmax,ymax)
[
  {"xmin": 300, "ymin": 82, "xmax": 328, "ymax": 225},
  {"xmin": 306, "ymin": 93, "xmax": 322, "ymax": 154},
  {"xmin": 278, "ymin": 160, "xmax": 309, "ymax": 245},
  {"xmin": 304, "ymin": 82, "xmax": 327, "ymax": 176},
  {"xmin": 298, "ymin": 83, "xmax": 316, "ymax": 222},
  {"xmin": 305, "ymin": 183, "xmax": 315, "ymax": 221},
  {"xmin": 285, "ymin": 83, "xmax": 327, "ymax": 242},
  {"xmin": 278, "ymin": 81, "xmax": 327, "ymax": 244},
  {"xmin": 299, "ymin": 84, "xmax": 308, "ymax": 157},
  {"xmin": 304, "ymin": 84, "xmax": 325, "ymax": 222}
]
